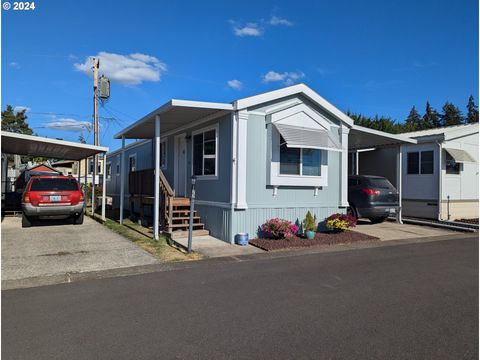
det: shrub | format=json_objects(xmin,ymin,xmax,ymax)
[
  {"xmin": 325, "ymin": 213, "xmax": 357, "ymax": 232},
  {"xmin": 261, "ymin": 218, "xmax": 299, "ymax": 239},
  {"xmin": 303, "ymin": 211, "xmax": 317, "ymax": 232}
]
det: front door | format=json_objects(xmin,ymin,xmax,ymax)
[{"xmin": 174, "ymin": 134, "xmax": 187, "ymax": 197}]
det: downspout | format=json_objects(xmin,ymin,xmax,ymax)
[{"xmin": 437, "ymin": 141, "xmax": 443, "ymax": 221}]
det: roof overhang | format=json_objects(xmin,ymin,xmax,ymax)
[
  {"xmin": 1, "ymin": 131, "xmax": 108, "ymax": 160},
  {"xmin": 349, "ymin": 125, "xmax": 417, "ymax": 150},
  {"xmin": 234, "ymin": 83, "xmax": 354, "ymax": 127},
  {"xmin": 114, "ymin": 99, "xmax": 233, "ymax": 139}
]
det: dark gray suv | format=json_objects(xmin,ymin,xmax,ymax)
[{"xmin": 348, "ymin": 175, "xmax": 399, "ymax": 223}]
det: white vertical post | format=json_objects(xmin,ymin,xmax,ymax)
[
  {"xmin": 101, "ymin": 153, "xmax": 107, "ymax": 221},
  {"xmin": 91, "ymin": 155, "xmax": 95, "ymax": 215},
  {"xmin": 355, "ymin": 150, "xmax": 359, "ymax": 175},
  {"xmin": 340, "ymin": 125, "xmax": 350, "ymax": 207},
  {"xmin": 235, "ymin": 110, "xmax": 248, "ymax": 209},
  {"xmin": 119, "ymin": 136, "xmax": 126, "ymax": 224},
  {"xmin": 154, "ymin": 115, "xmax": 161, "ymax": 240},
  {"xmin": 396, "ymin": 145, "xmax": 403, "ymax": 224}
]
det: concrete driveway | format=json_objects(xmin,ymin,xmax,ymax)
[
  {"xmin": 353, "ymin": 219, "xmax": 457, "ymax": 241},
  {"xmin": 1, "ymin": 216, "xmax": 159, "ymax": 287}
]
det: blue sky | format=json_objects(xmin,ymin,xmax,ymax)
[{"xmin": 2, "ymin": 0, "xmax": 478, "ymax": 152}]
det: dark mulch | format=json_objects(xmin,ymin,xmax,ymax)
[
  {"xmin": 455, "ymin": 218, "xmax": 479, "ymax": 225},
  {"xmin": 249, "ymin": 230, "xmax": 379, "ymax": 251}
]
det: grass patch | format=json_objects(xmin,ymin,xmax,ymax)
[{"xmin": 87, "ymin": 210, "xmax": 204, "ymax": 262}]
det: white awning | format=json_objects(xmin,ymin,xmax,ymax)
[
  {"xmin": 444, "ymin": 147, "xmax": 476, "ymax": 163},
  {"xmin": 274, "ymin": 123, "xmax": 342, "ymax": 151}
]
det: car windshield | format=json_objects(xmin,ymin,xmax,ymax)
[
  {"xmin": 30, "ymin": 178, "xmax": 78, "ymax": 191},
  {"xmin": 367, "ymin": 178, "xmax": 394, "ymax": 189}
]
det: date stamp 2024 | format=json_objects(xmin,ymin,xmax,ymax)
[{"xmin": 3, "ymin": 2, "xmax": 36, "ymax": 11}]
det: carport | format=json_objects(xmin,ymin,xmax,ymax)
[
  {"xmin": 348, "ymin": 125, "xmax": 417, "ymax": 222},
  {"xmin": 1, "ymin": 131, "xmax": 109, "ymax": 220}
]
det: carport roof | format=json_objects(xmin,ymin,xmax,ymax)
[
  {"xmin": 349, "ymin": 125, "xmax": 417, "ymax": 150},
  {"xmin": 1, "ymin": 131, "xmax": 108, "ymax": 160}
]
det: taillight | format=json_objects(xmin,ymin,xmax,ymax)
[
  {"xmin": 23, "ymin": 194, "xmax": 31, "ymax": 203},
  {"xmin": 79, "ymin": 193, "xmax": 84, "ymax": 201},
  {"xmin": 362, "ymin": 188, "xmax": 380, "ymax": 196}
]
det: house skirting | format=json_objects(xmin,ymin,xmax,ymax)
[
  {"xmin": 440, "ymin": 199, "xmax": 478, "ymax": 220},
  {"xmin": 402, "ymin": 199, "xmax": 439, "ymax": 219}
]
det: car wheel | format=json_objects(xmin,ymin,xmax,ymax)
[
  {"xmin": 73, "ymin": 212, "xmax": 84, "ymax": 225},
  {"xmin": 369, "ymin": 217, "xmax": 387, "ymax": 224},
  {"xmin": 347, "ymin": 204, "xmax": 358, "ymax": 219},
  {"xmin": 22, "ymin": 212, "xmax": 32, "ymax": 228}
]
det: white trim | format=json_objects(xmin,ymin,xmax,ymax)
[
  {"xmin": 234, "ymin": 83, "xmax": 354, "ymax": 127},
  {"xmin": 352, "ymin": 124, "xmax": 417, "ymax": 145},
  {"xmin": 106, "ymin": 139, "xmax": 151, "ymax": 158},
  {"xmin": 114, "ymin": 99, "xmax": 233, "ymax": 139},
  {"xmin": 153, "ymin": 115, "xmax": 161, "ymax": 240},
  {"xmin": 235, "ymin": 110, "xmax": 248, "ymax": 209},
  {"xmin": 230, "ymin": 112, "xmax": 238, "ymax": 207},
  {"xmin": 191, "ymin": 123, "xmax": 219, "ymax": 180},
  {"xmin": 340, "ymin": 125, "xmax": 349, "ymax": 207},
  {"xmin": 195, "ymin": 199, "xmax": 232, "ymax": 209},
  {"xmin": 270, "ymin": 103, "xmax": 332, "ymax": 131}
]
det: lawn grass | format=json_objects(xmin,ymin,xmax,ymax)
[{"xmin": 86, "ymin": 210, "xmax": 204, "ymax": 262}]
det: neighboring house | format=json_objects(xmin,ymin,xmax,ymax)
[
  {"xmin": 400, "ymin": 124, "xmax": 478, "ymax": 220},
  {"xmin": 14, "ymin": 163, "xmax": 61, "ymax": 192},
  {"xmin": 51, "ymin": 156, "xmax": 104, "ymax": 185},
  {"xmin": 106, "ymin": 84, "xmax": 415, "ymax": 243}
]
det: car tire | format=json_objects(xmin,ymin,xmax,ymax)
[
  {"xmin": 22, "ymin": 212, "xmax": 32, "ymax": 228},
  {"xmin": 347, "ymin": 204, "xmax": 358, "ymax": 219},
  {"xmin": 369, "ymin": 217, "xmax": 387, "ymax": 224},
  {"xmin": 73, "ymin": 212, "xmax": 84, "ymax": 225}
]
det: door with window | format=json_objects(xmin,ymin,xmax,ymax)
[{"xmin": 174, "ymin": 134, "xmax": 187, "ymax": 196}]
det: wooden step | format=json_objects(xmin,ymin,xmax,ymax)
[
  {"xmin": 171, "ymin": 216, "xmax": 201, "ymax": 221},
  {"xmin": 170, "ymin": 229, "xmax": 210, "ymax": 239},
  {"xmin": 171, "ymin": 197, "xmax": 190, "ymax": 207},
  {"xmin": 172, "ymin": 210, "xmax": 197, "ymax": 214},
  {"xmin": 170, "ymin": 223, "xmax": 205, "ymax": 229}
]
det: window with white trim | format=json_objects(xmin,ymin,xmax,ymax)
[
  {"xmin": 279, "ymin": 136, "xmax": 322, "ymax": 176},
  {"xmin": 193, "ymin": 127, "xmax": 217, "ymax": 177}
]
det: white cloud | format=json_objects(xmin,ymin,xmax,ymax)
[
  {"xmin": 74, "ymin": 52, "xmax": 167, "ymax": 85},
  {"xmin": 269, "ymin": 16, "xmax": 293, "ymax": 26},
  {"xmin": 9, "ymin": 62, "xmax": 20, "ymax": 68},
  {"xmin": 44, "ymin": 118, "xmax": 92, "ymax": 132},
  {"xmin": 227, "ymin": 79, "xmax": 243, "ymax": 90},
  {"xmin": 262, "ymin": 70, "xmax": 305, "ymax": 85},
  {"xmin": 14, "ymin": 106, "xmax": 30, "ymax": 113},
  {"xmin": 230, "ymin": 21, "xmax": 262, "ymax": 37}
]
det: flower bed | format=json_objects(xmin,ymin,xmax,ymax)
[{"xmin": 249, "ymin": 230, "xmax": 378, "ymax": 251}]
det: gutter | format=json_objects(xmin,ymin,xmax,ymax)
[{"xmin": 436, "ymin": 141, "xmax": 443, "ymax": 221}]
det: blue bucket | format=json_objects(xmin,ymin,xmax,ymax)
[{"xmin": 235, "ymin": 233, "xmax": 249, "ymax": 246}]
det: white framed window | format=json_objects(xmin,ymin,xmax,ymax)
[
  {"xmin": 160, "ymin": 139, "xmax": 167, "ymax": 169},
  {"xmin": 128, "ymin": 154, "xmax": 137, "ymax": 173},
  {"xmin": 116, "ymin": 155, "xmax": 120, "ymax": 175},
  {"xmin": 106, "ymin": 162, "xmax": 112, "ymax": 180},
  {"xmin": 268, "ymin": 126, "xmax": 328, "ymax": 187},
  {"xmin": 192, "ymin": 124, "xmax": 218, "ymax": 178}
]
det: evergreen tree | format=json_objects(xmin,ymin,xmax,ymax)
[
  {"xmin": 1, "ymin": 105, "xmax": 33, "ymax": 134},
  {"xmin": 466, "ymin": 95, "xmax": 479, "ymax": 123},
  {"xmin": 423, "ymin": 101, "xmax": 441, "ymax": 129},
  {"xmin": 347, "ymin": 112, "xmax": 401, "ymax": 134},
  {"xmin": 404, "ymin": 106, "xmax": 422, "ymax": 132},
  {"xmin": 78, "ymin": 134, "xmax": 87, "ymax": 144},
  {"xmin": 441, "ymin": 102, "xmax": 464, "ymax": 126}
]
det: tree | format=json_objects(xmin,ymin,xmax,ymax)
[
  {"xmin": 347, "ymin": 112, "xmax": 401, "ymax": 134},
  {"xmin": 423, "ymin": 101, "xmax": 441, "ymax": 129},
  {"xmin": 404, "ymin": 106, "xmax": 423, "ymax": 132},
  {"xmin": 78, "ymin": 134, "xmax": 87, "ymax": 144},
  {"xmin": 466, "ymin": 95, "xmax": 479, "ymax": 123},
  {"xmin": 441, "ymin": 102, "xmax": 464, "ymax": 126},
  {"xmin": 1, "ymin": 105, "xmax": 33, "ymax": 134}
]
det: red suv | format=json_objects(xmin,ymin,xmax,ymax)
[{"xmin": 21, "ymin": 176, "xmax": 85, "ymax": 227}]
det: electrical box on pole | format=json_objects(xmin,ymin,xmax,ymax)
[{"xmin": 99, "ymin": 75, "xmax": 110, "ymax": 100}]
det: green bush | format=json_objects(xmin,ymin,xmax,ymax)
[{"xmin": 303, "ymin": 211, "xmax": 317, "ymax": 232}]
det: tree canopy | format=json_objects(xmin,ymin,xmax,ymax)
[{"xmin": 1, "ymin": 105, "xmax": 33, "ymax": 134}]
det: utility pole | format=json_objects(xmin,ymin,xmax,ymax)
[{"xmin": 91, "ymin": 57, "xmax": 100, "ymax": 215}]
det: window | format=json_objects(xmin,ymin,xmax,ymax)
[
  {"xmin": 407, "ymin": 152, "xmax": 419, "ymax": 174},
  {"xmin": 30, "ymin": 178, "xmax": 79, "ymax": 191},
  {"xmin": 97, "ymin": 162, "xmax": 102, "ymax": 174},
  {"xmin": 420, "ymin": 151, "xmax": 433, "ymax": 174},
  {"xmin": 106, "ymin": 162, "xmax": 112, "ymax": 180},
  {"xmin": 446, "ymin": 153, "xmax": 461, "ymax": 174},
  {"xmin": 116, "ymin": 156, "xmax": 120, "ymax": 175},
  {"xmin": 193, "ymin": 127, "xmax": 217, "ymax": 177},
  {"xmin": 88, "ymin": 158, "xmax": 94, "ymax": 174},
  {"xmin": 129, "ymin": 154, "xmax": 136, "ymax": 173},
  {"xmin": 160, "ymin": 140, "xmax": 167, "ymax": 169},
  {"xmin": 407, "ymin": 151, "xmax": 434, "ymax": 175},
  {"xmin": 279, "ymin": 136, "xmax": 321, "ymax": 176}
]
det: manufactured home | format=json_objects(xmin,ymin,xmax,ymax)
[{"xmin": 106, "ymin": 84, "xmax": 416, "ymax": 243}]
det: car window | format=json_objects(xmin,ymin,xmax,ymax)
[
  {"xmin": 367, "ymin": 178, "xmax": 394, "ymax": 189},
  {"xmin": 30, "ymin": 178, "xmax": 78, "ymax": 191}
]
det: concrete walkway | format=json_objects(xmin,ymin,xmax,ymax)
[
  {"xmin": 353, "ymin": 219, "xmax": 457, "ymax": 241},
  {"xmin": 1, "ymin": 216, "xmax": 159, "ymax": 285},
  {"xmin": 173, "ymin": 235, "xmax": 263, "ymax": 257}
]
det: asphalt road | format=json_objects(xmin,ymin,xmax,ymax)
[{"xmin": 3, "ymin": 237, "xmax": 478, "ymax": 360}]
